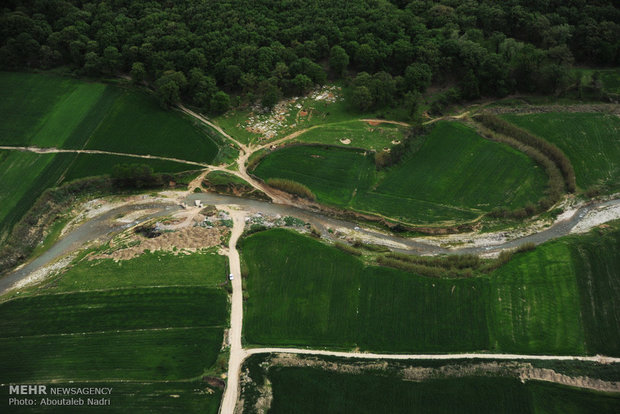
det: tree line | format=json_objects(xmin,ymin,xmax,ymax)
[{"xmin": 1, "ymin": 0, "xmax": 618, "ymax": 114}]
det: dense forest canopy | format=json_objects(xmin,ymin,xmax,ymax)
[{"xmin": 1, "ymin": 0, "xmax": 618, "ymax": 113}]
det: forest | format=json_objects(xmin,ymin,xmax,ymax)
[{"xmin": 1, "ymin": 0, "xmax": 618, "ymax": 115}]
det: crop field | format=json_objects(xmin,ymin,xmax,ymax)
[
  {"xmin": 253, "ymin": 121, "xmax": 546, "ymax": 224},
  {"xmin": 241, "ymin": 226, "xmax": 620, "ymax": 355},
  {"xmin": 240, "ymin": 356, "xmax": 620, "ymax": 414},
  {"xmin": 0, "ymin": 261, "xmax": 228, "ymax": 385},
  {"xmin": 0, "ymin": 327, "xmax": 223, "ymax": 382},
  {"xmin": 0, "ymin": 287, "xmax": 227, "ymax": 336},
  {"xmin": 292, "ymin": 120, "xmax": 408, "ymax": 151},
  {"xmin": 241, "ymin": 229, "xmax": 489, "ymax": 352},
  {"xmin": 18, "ymin": 249, "xmax": 227, "ymax": 294},
  {"xmin": 502, "ymin": 113, "xmax": 620, "ymax": 193},
  {"xmin": 571, "ymin": 228, "xmax": 620, "ymax": 356},
  {"xmin": 0, "ymin": 72, "xmax": 221, "ymax": 237},
  {"xmin": 488, "ymin": 241, "xmax": 586, "ymax": 355},
  {"xmin": 63, "ymin": 153, "xmax": 197, "ymax": 181},
  {"xmin": 0, "ymin": 381, "xmax": 223, "ymax": 414}
]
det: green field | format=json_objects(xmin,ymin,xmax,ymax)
[
  {"xmin": 0, "ymin": 72, "xmax": 219, "ymax": 162},
  {"xmin": 1, "ymin": 250, "xmax": 229, "ymax": 389},
  {"xmin": 292, "ymin": 120, "xmax": 408, "ymax": 151},
  {"xmin": 0, "ymin": 71, "xmax": 222, "ymax": 238},
  {"xmin": 0, "ymin": 381, "xmax": 222, "ymax": 414},
  {"xmin": 253, "ymin": 121, "xmax": 547, "ymax": 224},
  {"xmin": 241, "ymin": 226, "xmax": 620, "ymax": 354},
  {"xmin": 503, "ymin": 112, "xmax": 620, "ymax": 193},
  {"xmin": 16, "ymin": 249, "xmax": 227, "ymax": 295},
  {"xmin": 241, "ymin": 356, "xmax": 620, "ymax": 414},
  {"xmin": 0, "ymin": 327, "xmax": 223, "ymax": 382},
  {"xmin": 0, "ymin": 287, "xmax": 227, "ymax": 336}
]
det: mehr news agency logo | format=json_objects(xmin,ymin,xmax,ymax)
[{"xmin": 7, "ymin": 384, "xmax": 112, "ymax": 407}]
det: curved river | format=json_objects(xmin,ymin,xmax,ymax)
[{"xmin": 1, "ymin": 191, "xmax": 619, "ymax": 295}]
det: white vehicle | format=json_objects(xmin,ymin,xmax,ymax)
[{"xmin": 229, "ymin": 273, "xmax": 234, "ymax": 281}]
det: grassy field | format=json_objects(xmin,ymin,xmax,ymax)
[
  {"xmin": 253, "ymin": 121, "xmax": 547, "ymax": 224},
  {"xmin": 502, "ymin": 112, "xmax": 620, "ymax": 193},
  {"xmin": 0, "ymin": 71, "xmax": 221, "ymax": 238},
  {"xmin": 0, "ymin": 327, "xmax": 223, "ymax": 382},
  {"xmin": 291, "ymin": 120, "xmax": 408, "ymax": 151},
  {"xmin": 0, "ymin": 249, "xmax": 229, "ymax": 410},
  {"xmin": 241, "ymin": 229, "xmax": 489, "ymax": 352},
  {"xmin": 241, "ymin": 225, "xmax": 620, "ymax": 355},
  {"xmin": 0, "ymin": 287, "xmax": 227, "ymax": 336},
  {"xmin": 241, "ymin": 355, "xmax": 620, "ymax": 414},
  {"xmin": 0, "ymin": 381, "xmax": 222, "ymax": 413},
  {"xmin": 571, "ymin": 228, "xmax": 620, "ymax": 356},
  {"xmin": 488, "ymin": 241, "xmax": 586, "ymax": 355},
  {"xmin": 15, "ymin": 249, "xmax": 227, "ymax": 295}
]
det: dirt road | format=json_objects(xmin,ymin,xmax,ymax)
[
  {"xmin": 219, "ymin": 207, "xmax": 247, "ymax": 414},
  {"xmin": 0, "ymin": 145, "xmax": 209, "ymax": 168},
  {"xmin": 245, "ymin": 347, "xmax": 620, "ymax": 364}
]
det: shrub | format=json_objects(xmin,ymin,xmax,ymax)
[
  {"xmin": 334, "ymin": 241, "xmax": 362, "ymax": 256},
  {"xmin": 266, "ymin": 178, "xmax": 316, "ymax": 201}
]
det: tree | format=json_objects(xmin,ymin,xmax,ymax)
[
  {"xmin": 130, "ymin": 62, "xmax": 146, "ymax": 83},
  {"xmin": 155, "ymin": 71, "xmax": 187, "ymax": 107},
  {"xmin": 261, "ymin": 84, "xmax": 281, "ymax": 109},
  {"xmin": 351, "ymin": 86, "xmax": 373, "ymax": 112},
  {"xmin": 329, "ymin": 45, "xmax": 349, "ymax": 78},
  {"xmin": 211, "ymin": 91, "xmax": 230, "ymax": 114},
  {"xmin": 460, "ymin": 69, "xmax": 480, "ymax": 100},
  {"xmin": 292, "ymin": 74, "xmax": 313, "ymax": 95},
  {"xmin": 404, "ymin": 63, "xmax": 432, "ymax": 93},
  {"xmin": 102, "ymin": 46, "xmax": 120, "ymax": 74}
]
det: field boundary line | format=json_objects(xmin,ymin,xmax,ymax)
[
  {"xmin": 244, "ymin": 347, "xmax": 620, "ymax": 363},
  {"xmin": 0, "ymin": 145, "xmax": 210, "ymax": 168},
  {"xmin": 1, "ymin": 325, "xmax": 225, "ymax": 340}
]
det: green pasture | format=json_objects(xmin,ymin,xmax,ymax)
[
  {"xmin": 253, "ymin": 121, "xmax": 546, "ymax": 224},
  {"xmin": 503, "ymin": 112, "xmax": 620, "ymax": 193},
  {"xmin": 241, "ymin": 225, "xmax": 620, "ymax": 354},
  {"xmin": 572, "ymin": 228, "xmax": 620, "ymax": 356},
  {"xmin": 241, "ymin": 229, "xmax": 488, "ymax": 352},
  {"xmin": 241, "ymin": 356, "xmax": 620, "ymax": 414},
  {"xmin": 0, "ymin": 287, "xmax": 227, "ymax": 337},
  {"xmin": 0, "ymin": 327, "xmax": 223, "ymax": 382},
  {"xmin": 0, "ymin": 72, "xmax": 220, "ymax": 238},
  {"xmin": 63, "ymin": 153, "xmax": 196, "ymax": 181},
  {"xmin": 488, "ymin": 241, "xmax": 586, "ymax": 355},
  {"xmin": 291, "ymin": 120, "xmax": 408, "ymax": 151},
  {"xmin": 0, "ymin": 381, "xmax": 222, "ymax": 413},
  {"xmin": 17, "ymin": 249, "xmax": 227, "ymax": 294}
]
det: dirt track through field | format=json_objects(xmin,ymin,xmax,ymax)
[
  {"xmin": 219, "ymin": 207, "xmax": 246, "ymax": 414},
  {"xmin": 0, "ymin": 145, "xmax": 210, "ymax": 168}
]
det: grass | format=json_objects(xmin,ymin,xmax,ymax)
[
  {"xmin": 571, "ymin": 228, "xmax": 620, "ymax": 356},
  {"xmin": 242, "ymin": 356, "xmax": 620, "ymax": 414},
  {"xmin": 502, "ymin": 113, "xmax": 620, "ymax": 193},
  {"xmin": 0, "ymin": 381, "xmax": 223, "ymax": 413},
  {"xmin": 63, "ymin": 153, "xmax": 197, "ymax": 181},
  {"xmin": 241, "ymin": 225, "xmax": 620, "ymax": 355},
  {"xmin": 291, "ymin": 120, "xmax": 408, "ymax": 151},
  {"xmin": 17, "ymin": 249, "xmax": 227, "ymax": 294},
  {"xmin": 0, "ymin": 287, "xmax": 227, "ymax": 337},
  {"xmin": 241, "ymin": 229, "xmax": 489, "ymax": 352},
  {"xmin": 268, "ymin": 368, "xmax": 532, "ymax": 414},
  {"xmin": 488, "ymin": 241, "xmax": 586, "ymax": 355},
  {"xmin": 253, "ymin": 121, "xmax": 547, "ymax": 225},
  {"xmin": 0, "ymin": 327, "xmax": 223, "ymax": 382},
  {"xmin": 0, "ymin": 71, "xmax": 220, "ymax": 238}
]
